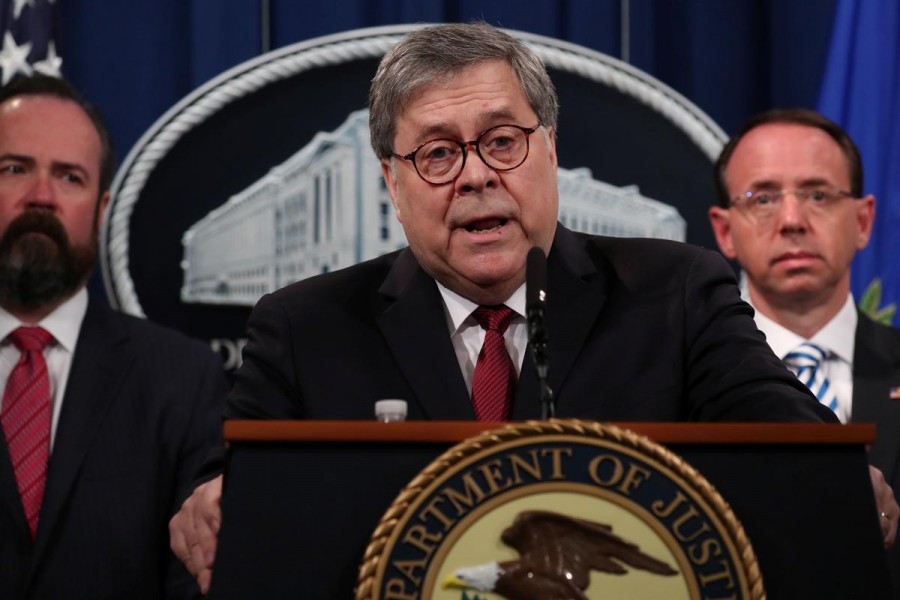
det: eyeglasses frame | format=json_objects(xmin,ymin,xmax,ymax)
[
  {"xmin": 391, "ymin": 122, "xmax": 543, "ymax": 185},
  {"xmin": 728, "ymin": 187, "xmax": 858, "ymax": 224}
]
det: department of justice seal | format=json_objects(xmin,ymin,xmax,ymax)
[{"xmin": 356, "ymin": 420, "xmax": 763, "ymax": 600}]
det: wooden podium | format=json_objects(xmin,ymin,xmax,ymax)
[{"xmin": 209, "ymin": 422, "xmax": 890, "ymax": 599}]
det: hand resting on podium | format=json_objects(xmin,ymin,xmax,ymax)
[
  {"xmin": 870, "ymin": 466, "xmax": 898, "ymax": 548},
  {"xmin": 169, "ymin": 475, "xmax": 222, "ymax": 595}
]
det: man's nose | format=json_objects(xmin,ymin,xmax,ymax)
[
  {"xmin": 455, "ymin": 145, "xmax": 498, "ymax": 193},
  {"xmin": 776, "ymin": 191, "xmax": 807, "ymax": 231},
  {"xmin": 25, "ymin": 173, "xmax": 56, "ymax": 209}
]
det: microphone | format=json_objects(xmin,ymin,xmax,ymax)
[{"xmin": 526, "ymin": 247, "xmax": 555, "ymax": 419}]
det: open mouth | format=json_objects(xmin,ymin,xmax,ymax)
[{"xmin": 464, "ymin": 218, "xmax": 508, "ymax": 233}]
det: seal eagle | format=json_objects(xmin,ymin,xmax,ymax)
[{"xmin": 444, "ymin": 510, "xmax": 678, "ymax": 599}]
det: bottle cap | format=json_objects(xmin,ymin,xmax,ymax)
[{"xmin": 375, "ymin": 399, "xmax": 408, "ymax": 422}]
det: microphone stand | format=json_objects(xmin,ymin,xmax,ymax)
[
  {"xmin": 528, "ymin": 313, "xmax": 555, "ymax": 419},
  {"xmin": 526, "ymin": 247, "xmax": 555, "ymax": 419}
]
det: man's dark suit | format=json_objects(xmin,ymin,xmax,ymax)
[
  {"xmin": 852, "ymin": 312, "xmax": 900, "ymax": 596},
  {"xmin": 0, "ymin": 295, "xmax": 227, "ymax": 600},
  {"xmin": 227, "ymin": 226, "xmax": 832, "ymax": 424}
]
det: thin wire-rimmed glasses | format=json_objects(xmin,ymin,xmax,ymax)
[
  {"xmin": 730, "ymin": 186, "xmax": 857, "ymax": 226},
  {"xmin": 392, "ymin": 123, "xmax": 543, "ymax": 185}
]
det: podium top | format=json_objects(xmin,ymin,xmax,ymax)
[{"xmin": 224, "ymin": 420, "xmax": 875, "ymax": 445}]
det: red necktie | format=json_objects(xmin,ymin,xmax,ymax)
[
  {"xmin": 1, "ymin": 327, "xmax": 53, "ymax": 537},
  {"xmin": 471, "ymin": 305, "xmax": 517, "ymax": 421}
]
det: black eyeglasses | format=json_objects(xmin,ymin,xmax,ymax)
[
  {"xmin": 392, "ymin": 123, "xmax": 543, "ymax": 185},
  {"xmin": 729, "ymin": 186, "xmax": 857, "ymax": 226}
]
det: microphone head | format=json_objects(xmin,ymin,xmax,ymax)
[{"xmin": 526, "ymin": 247, "xmax": 548, "ymax": 310}]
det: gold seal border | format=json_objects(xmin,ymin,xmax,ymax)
[{"xmin": 355, "ymin": 419, "xmax": 765, "ymax": 600}]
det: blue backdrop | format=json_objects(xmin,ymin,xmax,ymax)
[{"xmin": 5, "ymin": 0, "xmax": 898, "ymax": 318}]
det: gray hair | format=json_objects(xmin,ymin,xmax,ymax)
[{"xmin": 368, "ymin": 21, "xmax": 559, "ymax": 159}]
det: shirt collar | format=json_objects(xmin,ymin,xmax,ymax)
[
  {"xmin": 752, "ymin": 294, "xmax": 857, "ymax": 363},
  {"xmin": 0, "ymin": 288, "xmax": 88, "ymax": 351},
  {"xmin": 435, "ymin": 281, "xmax": 526, "ymax": 335}
]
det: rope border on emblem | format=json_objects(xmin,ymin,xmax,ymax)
[
  {"xmin": 101, "ymin": 24, "xmax": 727, "ymax": 316},
  {"xmin": 355, "ymin": 419, "xmax": 764, "ymax": 600}
]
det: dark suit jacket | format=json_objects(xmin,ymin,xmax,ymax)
[
  {"xmin": 0, "ymin": 295, "xmax": 227, "ymax": 600},
  {"xmin": 227, "ymin": 226, "xmax": 833, "ymax": 424},
  {"xmin": 852, "ymin": 311, "xmax": 900, "ymax": 597}
]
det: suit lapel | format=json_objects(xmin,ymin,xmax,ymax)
[
  {"xmin": 376, "ymin": 249, "xmax": 474, "ymax": 420},
  {"xmin": 852, "ymin": 312, "xmax": 900, "ymax": 483},
  {"xmin": 30, "ymin": 297, "xmax": 133, "ymax": 568},
  {"xmin": 513, "ymin": 226, "xmax": 608, "ymax": 419}
]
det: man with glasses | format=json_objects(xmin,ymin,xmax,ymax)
[
  {"xmin": 708, "ymin": 108, "xmax": 900, "ymax": 590},
  {"xmin": 171, "ymin": 24, "xmax": 872, "ymax": 593}
]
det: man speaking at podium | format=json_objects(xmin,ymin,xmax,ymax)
[{"xmin": 171, "ymin": 22, "xmax": 895, "ymax": 593}]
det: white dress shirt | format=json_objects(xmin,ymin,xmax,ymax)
[
  {"xmin": 752, "ymin": 294, "xmax": 857, "ymax": 423},
  {"xmin": 436, "ymin": 281, "xmax": 528, "ymax": 397},
  {"xmin": 0, "ymin": 288, "xmax": 88, "ymax": 450}
]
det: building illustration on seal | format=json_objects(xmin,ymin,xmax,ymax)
[{"xmin": 180, "ymin": 110, "xmax": 686, "ymax": 306}]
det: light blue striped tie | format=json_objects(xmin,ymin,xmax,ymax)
[{"xmin": 783, "ymin": 342, "xmax": 838, "ymax": 412}]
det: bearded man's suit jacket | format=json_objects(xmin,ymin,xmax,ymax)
[
  {"xmin": 0, "ymin": 296, "xmax": 227, "ymax": 600},
  {"xmin": 227, "ymin": 225, "xmax": 832, "ymax": 424},
  {"xmin": 852, "ymin": 313, "xmax": 900, "ymax": 596}
]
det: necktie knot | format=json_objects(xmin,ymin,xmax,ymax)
[
  {"xmin": 8, "ymin": 327, "xmax": 53, "ymax": 353},
  {"xmin": 472, "ymin": 305, "xmax": 516, "ymax": 334},
  {"xmin": 783, "ymin": 342, "xmax": 829, "ymax": 370},
  {"xmin": 783, "ymin": 342, "xmax": 838, "ymax": 413}
]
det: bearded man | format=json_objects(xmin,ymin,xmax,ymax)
[{"xmin": 0, "ymin": 75, "xmax": 227, "ymax": 600}]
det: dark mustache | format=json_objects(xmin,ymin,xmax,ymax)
[{"xmin": 0, "ymin": 210, "xmax": 69, "ymax": 249}]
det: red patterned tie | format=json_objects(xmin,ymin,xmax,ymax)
[
  {"xmin": 471, "ymin": 305, "xmax": 517, "ymax": 421},
  {"xmin": 1, "ymin": 327, "xmax": 53, "ymax": 537}
]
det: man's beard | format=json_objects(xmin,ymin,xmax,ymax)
[{"xmin": 0, "ymin": 210, "xmax": 98, "ymax": 311}]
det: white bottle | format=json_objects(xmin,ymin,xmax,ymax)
[{"xmin": 374, "ymin": 399, "xmax": 408, "ymax": 423}]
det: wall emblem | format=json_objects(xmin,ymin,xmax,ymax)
[{"xmin": 356, "ymin": 420, "xmax": 762, "ymax": 600}]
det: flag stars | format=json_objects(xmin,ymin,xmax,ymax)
[
  {"xmin": 13, "ymin": 0, "xmax": 36, "ymax": 20},
  {"xmin": 1, "ymin": 1, "xmax": 64, "ymax": 83},
  {"xmin": 0, "ymin": 32, "xmax": 33, "ymax": 85},
  {"xmin": 33, "ymin": 40, "xmax": 61, "ymax": 77}
]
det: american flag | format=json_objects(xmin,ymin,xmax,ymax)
[{"xmin": 0, "ymin": 0, "xmax": 61, "ymax": 85}]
